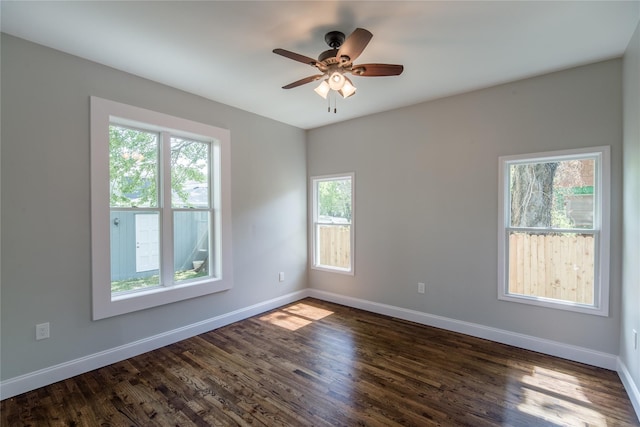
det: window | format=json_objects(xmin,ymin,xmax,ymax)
[
  {"xmin": 91, "ymin": 96, "xmax": 232, "ymax": 320},
  {"xmin": 498, "ymin": 147, "xmax": 610, "ymax": 315},
  {"xmin": 311, "ymin": 173, "xmax": 354, "ymax": 274}
]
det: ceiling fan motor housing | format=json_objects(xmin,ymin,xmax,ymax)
[
  {"xmin": 324, "ymin": 31, "xmax": 345, "ymax": 48},
  {"xmin": 318, "ymin": 31, "xmax": 346, "ymax": 62}
]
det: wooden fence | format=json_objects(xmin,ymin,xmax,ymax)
[
  {"xmin": 508, "ymin": 232, "xmax": 595, "ymax": 304},
  {"xmin": 317, "ymin": 225, "xmax": 351, "ymax": 269}
]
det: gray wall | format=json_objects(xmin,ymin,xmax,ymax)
[
  {"xmin": 621, "ymin": 19, "xmax": 640, "ymax": 397},
  {"xmin": 0, "ymin": 35, "xmax": 308, "ymax": 380},
  {"xmin": 307, "ymin": 59, "xmax": 623, "ymax": 354}
]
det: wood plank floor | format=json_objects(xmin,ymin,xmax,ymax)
[{"xmin": 2, "ymin": 298, "xmax": 638, "ymax": 426}]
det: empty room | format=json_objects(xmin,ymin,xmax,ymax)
[{"xmin": 1, "ymin": 1, "xmax": 639, "ymax": 426}]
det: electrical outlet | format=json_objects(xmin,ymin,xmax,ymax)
[
  {"xmin": 36, "ymin": 322, "xmax": 50, "ymax": 340},
  {"xmin": 278, "ymin": 272, "xmax": 285, "ymax": 282},
  {"xmin": 418, "ymin": 282, "xmax": 425, "ymax": 294},
  {"xmin": 633, "ymin": 329, "xmax": 638, "ymax": 350}
]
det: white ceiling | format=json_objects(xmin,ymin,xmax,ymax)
[{"xmin": 2, "ymin": 1, "xmax": 639, "ymax": 130}]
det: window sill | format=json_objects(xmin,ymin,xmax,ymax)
[
  {"xmin": 498, "ymin": 293, "xmax": 608, "ymax": 316},
  {"xmin": 94, "ymin": 277, "xmax": 232, "ymax": 320},
  {"xmin": 311, "ymin": 265, "xmax": 354, "ymax": 276}
]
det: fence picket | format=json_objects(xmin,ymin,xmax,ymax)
[
  {"xmin": 508, "ymin": 233, "xmax": 594, "ymax": 304},
  {"xmin": 318, "ymin": 225, "xmax": 351, "ymax": 269}
]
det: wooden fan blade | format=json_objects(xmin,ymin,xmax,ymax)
[
  {"xmin": 351, "ymin": 63, "xmax": 404, "ymax": 77},
  {"xmin": 282, "ymin": 74, "xmax": 324, "ymax": 89},
  {"xmin": 337, "ymin": 28, "xmax": 372, "ymax": 62},
  {"xmin": 273, "ymin": 48, "xmax": 317, "ymax": 66}
]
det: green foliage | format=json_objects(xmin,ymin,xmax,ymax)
[
  {"xmin": 170, "ymin": 138, "xmax": 209, "ymax": 207},
  {"xmin": 551, "ymin": 188, "xmax": 576, "ymax": 229},
  {"xmin": 109, "ymin": 126, "xmax": 158, "ymax": 207},
  {"xmin": 318, "ymin": 179, "xmax": 352, "ymax": 221},
  {"xmin": 109, "ymin": 126, "xmax": 209, "ymax": 208}
]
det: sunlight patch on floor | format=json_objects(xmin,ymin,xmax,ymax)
[
  {"xmin": 516, "ymin": 366, "xmax": 607, "ymax": 426},
  {"xmin": 259, "ymin": 303, "xmax": 334, "ymax": 331}
]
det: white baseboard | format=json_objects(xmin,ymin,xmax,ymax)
[
  {"xmin": 308, "ymin": 289, "xmax": 619, "ymax": 370},
  {"xmin": 0, "ymin": 290, "xmax": 310, "ymax": 400},
  {"xmin": 618, "ymin": 358, "xmax": 640, "ymax": 420}
]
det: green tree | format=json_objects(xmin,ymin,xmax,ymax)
[
  {"xmin": 170, "ymin": 137, "xmax": 209, "ymax": 207},
  {"xmin": 109, "ymin": 126, "xmax": 158, "ymax": 207},
  {"xmin": 109, "ymin": 126, "xmax": 208, "ymax": 208},
  {"xmin": 318, "ymin": 179, "xmax": 352, "ymax": 221}
]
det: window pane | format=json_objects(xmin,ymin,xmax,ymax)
[
  {"xmin": 554, "ymin": 159, "xmax": 595, "ymax": 229},
  {"xmin": 317, "ymin": 178, "xmax": 352, "ymax": 224},
  {"xmin": 509, "ymin": 159, "xmax": 594, "ymax": 229},
  {"xmin": 171, "ymin": 138, "xmax": 209, "ymax": 208},
  {"xmin": 109, "ymin": 125, "xmax": 158, "ymax": 208},
  {"xmin": 314, "ymin": 176, "xmax": 353, "ymax": 272},
  {"xmin": 174, "ymin": 211, "xmax": 210, "ymax": 283},
  {"xmin": 316, "ymin": 224, "xmax": 351, "ymax": 269},
  {"xmin": 508, "ymin": 231, "xmax": 595, "ymax": 305},
  {"xmin": 110, "ymin": 211, "xmax": 160, "ymax": 293}
]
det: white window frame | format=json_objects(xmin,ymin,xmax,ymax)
[
  {"xmin": 497, "ymin": 146, "xmax": 610, "ymax": 316},
  {"xmin": 90, "ymin": 96, "xmax": 233, "ymax": 320},
  {"xmin": 310, "ymin": 173, "xmax": 355, "ymax": 275}
]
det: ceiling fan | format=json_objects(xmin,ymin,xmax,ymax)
[{"xmin": 273, "ymin": 28, "xmax": 404, "ymax": 101}]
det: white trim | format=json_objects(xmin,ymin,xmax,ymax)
[
  {"xmin": 90, "ymin": 96, "xmax": 234, "ymax": 319},
  {"xmin": 308, "ymin": 289, "xmax": 618, "ymax": 370},
  {"xmin": 617, "ymin": 358, "xmax": 640, "ymax": 420},
  {"xmin": 0, "ymin": 290, "xmax": 310, "ymax": 400},
  {"xmin": 497, "ymin": 146, "xmax": 611, "ymax": 316}
]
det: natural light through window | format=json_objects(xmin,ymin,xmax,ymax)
[
  {"xmin": 259, "ymin": 303, "xmax": 334, "ymax": 331},
  {"xmin": 515, "ymin": 367, "xmax": 606, "ymax": 426}
]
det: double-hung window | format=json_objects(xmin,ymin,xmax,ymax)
[
  {"xmin": 498, "ymin": 147, "xmax": 610, "ymax": 315},
  {"xmin": 311, "ymin": 173, "xmax": 355, "ymax": 274},
  {"xmin": 90, "ymin": 97, "xmax": 233, "ymax": 320}
]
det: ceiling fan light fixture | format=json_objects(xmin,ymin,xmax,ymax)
[
  {"xmin": 339, "ymin": 78, "xmax": 356, "ymax": 98},
  {"xmin": 328, "ymin": 71, "xmax": 346, "ymax": 91},
  {"xmin": 314, "ymin": 80, "xmax": 330, "ymax": 99}
]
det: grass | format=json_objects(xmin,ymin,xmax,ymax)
[{"xmin": 111, "ymin": 269, "xmax": 207, "ymax": 293}]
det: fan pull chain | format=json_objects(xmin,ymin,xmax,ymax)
[{"xmin": 325, "ymin": 92, "xmax": 338, "ymax": 114}]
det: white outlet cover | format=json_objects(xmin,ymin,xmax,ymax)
[{"xmin": 36, "ymin": 322, "xmax": 50, "ymax": 340}]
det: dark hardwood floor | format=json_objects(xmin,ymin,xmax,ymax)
[{"xmin": 2, "ymin": 298, "xmax": 638, "ymax": 426}]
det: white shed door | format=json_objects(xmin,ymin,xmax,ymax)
[{"xmin": 135, "ymin": 214, "xmax": 159, "ymax": 272}]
